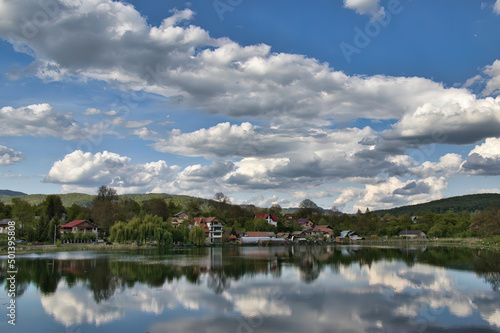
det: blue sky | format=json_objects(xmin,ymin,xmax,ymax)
[{"xmin": 1, "ymin": 0, "xmax": 500, "ymax": 212}]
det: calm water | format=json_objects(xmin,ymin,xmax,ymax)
[{"xmin": 1, "ymin": 245, "xmax": 500, "ymax": 333}]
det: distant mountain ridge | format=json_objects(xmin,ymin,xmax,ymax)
[
  {"xmin": 0, "ymin": 191, "xmax": 199, "ymax": 207},
  {"xmin": 373, "ymin": 193, "xmax": 500, "ymax": 216},
  {"xmin": 0, "ymin": 189, "xmax": 27, "ymax": 197},
  {"xmin": 1, "ymin": 191, "xmax": 499, "ymax": 216}
]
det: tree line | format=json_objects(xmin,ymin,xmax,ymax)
[{"xmin": 1, "ymin": 186, "xmax": 499, "ymax": 244}]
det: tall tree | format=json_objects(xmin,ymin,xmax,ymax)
[
  {"xmin": 11, "ymin": 198, "xmax": 35, "ymax": 238},
  {"xmin": 91, "ymin": 185, "xmax": 120, "ymax": 228},
  {"xmin": 143, "ymin": 198, "xmax": 169, "ymax": 220},
  {"xmin": 269, "ymin": 203, "xmax": 282, "ymax": 216},
  {"xmin": 297, "ymin": 199, "xmax": 320, "ymax": 218},
  {"xmin": 214, "ymin": 192, "xmax": 231, "ymax": 204},
  {"xmin": 41, "ymin": 195, "xmax": 66, "ymax": 221}
]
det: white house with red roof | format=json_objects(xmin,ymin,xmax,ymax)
[
  {"xmin": 254, "ymin": 213, "xmax": 278, "ymax": 227},
  {"xmin": 193, "ymin": 217, "xmax": 224, "ymax": 243},
  {"xmin": 60, "ymin": 220, "xmax": 99, "ymax": 235}
]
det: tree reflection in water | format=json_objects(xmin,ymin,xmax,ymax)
[{"xmin": 1, "ymin": 246, "xmax": 500, "ymax": 302}]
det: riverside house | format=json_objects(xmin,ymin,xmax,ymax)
[
  {"xmin": 254, "ymin": 213, "xmax": 279, "ymax": 227},
  {"xmin": 59, "ymin": 220, "xmax": 99, "ymax": 236},
  {"xmin": 193, "ymin": 217, "xmax": 224, "ymax": 244}
]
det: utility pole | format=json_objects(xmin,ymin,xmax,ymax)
[{"xmin": 54, "ymin": 223, "xmax": 56, "ymax": 245}]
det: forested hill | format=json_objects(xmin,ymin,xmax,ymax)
[
  {"xmin": 0, "ymin": 192, "xmax": 197, "ymax": 207},
  {"xmin": 373, "ymin": 193, "xmax": 500, "ymax": 217},
  {"xmin": 0, "ymin": 189, "xmax": 27, "ymax": 198}
]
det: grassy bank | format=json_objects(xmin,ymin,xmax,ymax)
[{"xmin": 1, "ymin": 237, "xmax": 499, "ymax": 255}]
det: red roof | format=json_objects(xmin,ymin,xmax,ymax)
[
  {"xmin": 254, "ymin": 213, "xmax": 278, "ymax": 222},
  {"xmin": 60, "ymin": 220, "xmax": 97, "ymax": 229},
  {"xmin": 61, "ymin": 220, "xmax": 87, "ymax": 228}
]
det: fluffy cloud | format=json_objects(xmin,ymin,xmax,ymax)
[
  {"xmin": 343, "ymin": 0, "xmax": 385, "ymax": 19},
  {"xmin": 152, "ymin": 122, "xmax": 376, "ymax": 160},
  {"xmin": 483, "ymin": 59, "xmax": 500, "ymax": 96},
  {"xmin": 44, "ymin": 150, "xmax": 179, "ymax": 191},
  {"xmin": 494, "ymin": 0, "xmax": 500, "ymax": 14},
  {"xmin": 0, "ymin": 103, "xmax": 110, "ymax": 140},
  {"xmin": 1, "ymin": 0, "xmax": 496, "ymax": 129},
  {"xmin": 0, "ymin": 145, "xmax": 24, "ymax": 165},
  {"xmin": 43, "ymin": 150, "xmax": 237, "ymax": 196},
  {"xmin": 386, "ymin": 153, "xmax": 463, "ymax": 178},
  {"xmin": 461, "ymin": 138, "xmax": 500, "ymax": 175},
  {"xmin": 334, "ymin": 176, "xmax": 447, "ymax": 211},
  {"xmin": 383, "ymin": 94, "xmax": 500, "ymax": 145}
]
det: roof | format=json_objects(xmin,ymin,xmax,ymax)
[
  {"xmin": 399, "ymin": 230, "xmax": 425, "ymax": 235},
  {"xmin": 173, "ymin": 211, "xmax": 188, "ymax": 217},
  {"xmin": 254, "ymin": 213, "xmax": 279, "ymax": 222},
  {"xmin": 0, "ymin": 219, "xmax": 13, "ymax": 225},
  {"xmin": 246, "ymin": 231, "xmax": 275, "ymax": 237},
  {"xmin": 60, "ymin": 220, "xmax": 97, "ymax": 228},
  {"xmin": 297, "ymin": 218, "xmax": 314, "ymax": 224},
  {"xmin": 312, "ymin": 225, "xmax": 333, "ymax": 233},
  {"xmin": 339, "ymin": 230, "xmax": 359, "ymax": 238},
  {"xmin": 193, "ymin": 217, "xmax": 220, "ymax": 224}
]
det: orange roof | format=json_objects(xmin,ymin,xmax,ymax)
[
  {"xmin": 246, "ymin": 231, "xmax": 271, "ymax": 237},
  {"xmin": 312, "ymin": 225, "xmax": 333, "ymax": 234}
]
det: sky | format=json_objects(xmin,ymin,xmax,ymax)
[{"xmin": 0, "ymin": 0, "xmax": 500, "ymax": 212}]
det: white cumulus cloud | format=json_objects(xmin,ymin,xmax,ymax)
[{"xmin": 0, "ymin": 145, "xmax": 24, "ymax": 165}]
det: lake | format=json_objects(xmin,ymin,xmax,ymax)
[{"xmin": 1, "ymin": 245, "xmax": 500, "ymax": 333}]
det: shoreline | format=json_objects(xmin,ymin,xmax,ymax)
[{"xmin": 1, "ymin": 237, "xmax": 498, "ymax": 255}]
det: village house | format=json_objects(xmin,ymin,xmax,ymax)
[
  {"xmin": 311, "ymin": 225, "xmax": 334, "ymax": 239},
  {"xmin": 399, "ymin": 230, "xmax": 426, "ymax": 239},
  {"xmin": 171, "ymin": 212, "xmax": 191, "ymax": 228},
  {"xmin": 241, "ymin": 231, "xmax": 280, "ymax": 244},
  {"xmin": 297, "ymin": 218, "xmax": 316, "ymax": 230},
  {"xmin": 0, "ymin": 219, "xmax": 13, "ymax": 234},
  {"xmin": 291, "ymin": 230, "xmax": 307, "ymax": 242},
  {"xmin": 254, "ymin": 213, "xmax": 279, "ymax": 227},
  {"xmin": 193, "ymin": 217, "xmax": 224, "ymax": 244},
  {"xmin": 223, "ymin": 230, "xmax": 243, "ymax": 243},
  {"xmin": 60, "ymin": 220, "xmax": 99, "ymax": 235}
]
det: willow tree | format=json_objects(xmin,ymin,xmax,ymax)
[{"xmin": 189, "ymin": 226, "xmax": 206, "ymax": 246}]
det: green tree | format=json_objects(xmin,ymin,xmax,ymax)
[
  {"xmin": 189, "ymin": 226, "xmax": 206, "ymax": 246},
  {"xmin": 41, "ymin": 195, "xmax": 66, "ymax": 221},
  {"xmin": 297, "ymin": 199, "xmax": 320, "ymax": 219},
  {"xmin": 269, "ymin": 204, "xmax": 283, "ymax": 222},
  {"xmin": 471, "ymin": 206, "xmax": 500, "ymax": 237},
  {"xmin": 91, "ymin": 185, "xmax": 120, "ymax": 228},
  {"xmin": 172, "ymin": 228, "xmax": 185, "ymax": 244},
  {"xmin": 143, "ymin": 198, "xmax": 169, "ymax": 220},
  {"xmin": 11, "ymin": 198, "xmax": 35, "ymax": 238},
  {"xmin": 214, "ymin": 192, "xmax": 231, "ymax": 204}
]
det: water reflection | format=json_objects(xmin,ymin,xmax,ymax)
[{"xmin": 1, "ymin": 246, "xmax": 499, "ymax": 332}]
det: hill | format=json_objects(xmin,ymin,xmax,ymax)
[
  {"xmin": 0, "ymin": 192, "xmax": 201, "ymax": 207},
  {"xmin": 373, "ymin": 193, "xmax": 500, "ymax": 216},
  {"xmin": 0, "ymin": 189, "xmax": 27, "ymax": 198}
]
